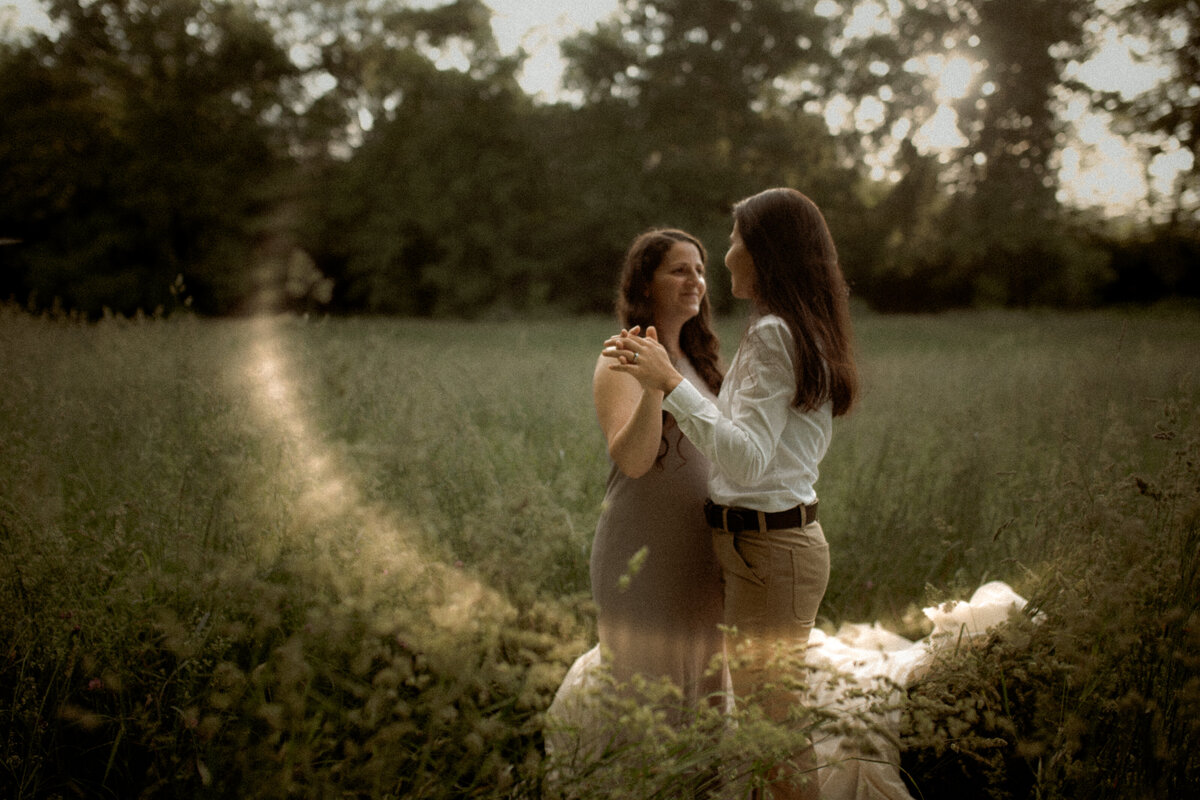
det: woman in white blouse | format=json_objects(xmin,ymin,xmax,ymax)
[{"xmin": 603, "ymin": 187, "xmax": 859, "ymax": 800}]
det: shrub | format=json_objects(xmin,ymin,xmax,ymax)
[{"xmin": 0, "ymin": 530, "xmax": 591, "ymax": 798}]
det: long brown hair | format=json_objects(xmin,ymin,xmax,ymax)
[
  {"xmin": 732, "ymin": 188, "xmax": 858, "ymax": 416},
  {"xmin": 616, "ymin": 228, "xmax": 723, "ymax": 395}
]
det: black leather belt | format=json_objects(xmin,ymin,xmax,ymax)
[{"xmin": 704, "ymin": 499, "xmax": 818, "ymax": 533}]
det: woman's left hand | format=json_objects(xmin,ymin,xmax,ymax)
[{"xmin": 601, "ymin": 326, "xmax": 683, "ymax": 395}]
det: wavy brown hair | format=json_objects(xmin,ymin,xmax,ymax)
[
  {"xmin": 616, "ymin": 228, "xmax": 723, "ymax": 395},
  {"xmin": 732, "ymin": 188, "xmax": 858, "ymax": 416}
]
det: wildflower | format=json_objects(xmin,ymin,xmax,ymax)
[{"xmin": 87, "ymin": 678, "xmax": 104, "ymax": 692}]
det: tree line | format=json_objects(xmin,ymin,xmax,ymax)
[{"xmin": 1, "ymin": 0, "xmax": 1196, "ymax": 318}]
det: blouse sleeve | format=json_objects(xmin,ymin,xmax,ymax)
[{"xmin": 663, "ymin": 318, "xmax": 795, "ymax": 486}]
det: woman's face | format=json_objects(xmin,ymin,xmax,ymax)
[
  {"xmin": 724, "ymin": 222, "xmax": 757, "ymax": 300},
  {"xmin": 650, "ymin": 241, "xmax": 706, "ymax": 324}
]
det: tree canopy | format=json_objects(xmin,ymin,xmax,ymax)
[{"xmin": 1, "ymin": 0, "xmax": 1195, "ymax": 316}]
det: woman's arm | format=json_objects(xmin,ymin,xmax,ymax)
[
  {"xmin": 604, "ymin": 319, "xmax": 794, "ymax": 485},
  {"xmin": 593, "ymin": 352, "xmax": 665, "ymax": 479},
  {"xmin": 662, "ymin": 319, "xmax": 794, "ymax": 485}
]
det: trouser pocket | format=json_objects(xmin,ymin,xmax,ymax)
[
  {"xmin": 713, "ymin": 524, "xmax": 829, "ymax": 639},
  {"xmin": 712, "ymin": 530, "xmax": 766, "ymax": 587}
]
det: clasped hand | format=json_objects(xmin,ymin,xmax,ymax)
[{"xmin": 601, "ymin": 326, "xmax": 682, "ymax": 395}]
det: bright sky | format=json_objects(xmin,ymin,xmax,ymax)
[
  {"xmin": 0, "ymin": 0, "xmax": 47, "ymax": 32},
  {"xmin": 484, "ymin": 0, "xmax": 620, "ymax": 99}
]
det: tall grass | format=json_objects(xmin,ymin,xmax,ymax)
[
  {"xmin": 818, "ymin": 309, "xmax": 1199, "ymax": 629},
  {"xmin": 1, "ymin": 304, "xmax": 1197, "ymax": 797}
]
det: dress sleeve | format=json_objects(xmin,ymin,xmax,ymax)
[{"xmin": 663, "ymin": 319, "xmax": 795, "ymax": 486}]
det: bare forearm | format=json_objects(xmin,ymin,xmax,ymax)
[{"xmin": 608, "ymin": 388, "xmax": 665, "ymax": 478}]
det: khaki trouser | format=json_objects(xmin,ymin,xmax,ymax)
[
  {"xmin": 713, "ymin": 521, "xmax": 829, "ymax": 800},
  {"xmin": 712, "ymin": 521, "xmax": 829, "ymax": 642}
]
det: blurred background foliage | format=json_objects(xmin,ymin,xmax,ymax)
[{"xmin": 1, "ymin": 0, "xmax": 1197, "ymax": 318}]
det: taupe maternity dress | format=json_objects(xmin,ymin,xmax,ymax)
[{"xmin": 589, "ymin": 360, "xmax": 725, "ymax": 713}]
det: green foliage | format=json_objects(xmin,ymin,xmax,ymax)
[
  {"xmin": 849, "ymin": 0, "xmax": 1116, "ymax": 310},
  {"xmin": 1102, "ymin": 227, "xmax": 1200, "ymax": 303},
  {"xmin": 3, "ymin": 1, "xmax": 1199, "ymax": 315},
  {"xmin": 309, "ymin": 72, "xmax": 552, "ymax": 316},
  {"xmin": 276, "ymin": 0, "xmax": 503, "ymax": 151},
  {"xmin": 1, "ymin": 303, "xmax": 1197, "ymax": 798},
  {"xmin": 280, "ymin": 317, "xmax": 607, "ymax": 601},
  {"xmin": 546, "ymin": 647, "xmax": 889, "ymax": 800},
  {"xmin": 0, "ymin": 0, "xmax": 297, "ymax": 317}
]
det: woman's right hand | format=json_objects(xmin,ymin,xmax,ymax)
[
  {"xmin": 594, "ymin": 326, "xmax": 669, "ymax": 478},
  {"xmin": 602, "ymin": 326, "xmax": 683, "ymax": 396}
]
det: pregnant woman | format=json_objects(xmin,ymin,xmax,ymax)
[{"xmin": 590, "ymin": 227, "xmax": 727, "ymax": 721}]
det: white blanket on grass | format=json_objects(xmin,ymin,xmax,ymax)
[{"xmin": 548, "ymin": 581, "xmax": 1028, "ymax": 799}]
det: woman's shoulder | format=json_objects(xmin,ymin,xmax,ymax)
[
  {"xmin": 593, "ymin": 350, "xmax": 642, "ymax": 400},
  {"xmin": 737, "ymin": 314, "xmax": 799, "ymax": 375},
  {"xmin": 750, "ymin": 313, "xmax": 788, "ymax": 333},
  {"xmin": 748, "ymin": 311, "xmax": 787, "ymax": 326},
  {"xmin": 746, "ymin": 313, "xmax": 794, "ymax": 351}
]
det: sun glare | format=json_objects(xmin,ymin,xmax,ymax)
[
  {"xmin": 1058, "ymin": 138, "xmax": 1148, "ymax": 216},
  {"xmin": 936, "ymin": 55, "xmax": 975, "ymax": 101},
  {"xmin": 486, "ymin": 0, "xmax": 620, "ymax": 100},
  {"xmin": 1067, "ymin": 25, "xmax": 1166, "ymax": 99},
  {"xmin": 243, "ymin": 316, "xmax": 512, "ymax": 632},
  {"xmin": 845, "ymin": 0, "xmax": 898, "ymax": 38},
  {"xmin": 0, "ymin": 0, "xmax": 49, "ymax": 34},
  {"xmin": 914, "ymin": 105, "xmax": 968, "ymax": 152}
]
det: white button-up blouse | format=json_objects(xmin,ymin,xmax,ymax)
[{"xmin": 663, "ymin": 313, "xmax": 832, "ymax": 513}]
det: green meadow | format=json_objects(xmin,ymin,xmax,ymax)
[{"xmin": 1, "ymin": 305, "xmax": 1197, "ymax": 798}]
